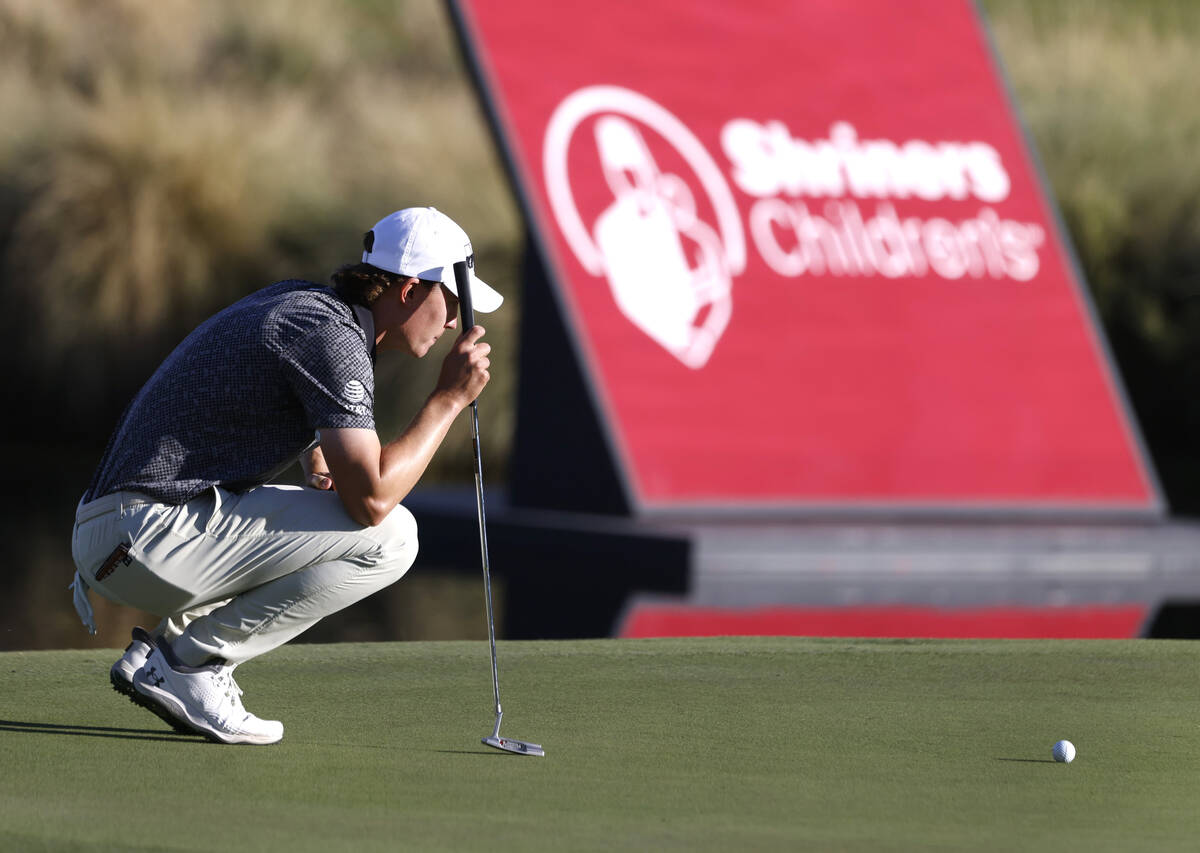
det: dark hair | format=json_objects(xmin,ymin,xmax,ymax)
[{"xmin": 330, "ymin": 262, "xmax": 408, "ymax": 307}]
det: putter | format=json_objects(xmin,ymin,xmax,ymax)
[{"xmin": 453, "ymin": 259, "xmax": 544, "ymax": 758}]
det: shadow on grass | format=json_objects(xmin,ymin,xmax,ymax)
[
  {"xmin": 996, "ymin": 757, "xmax": 1056, "ymax": 763},
  {"xmin": 0, "ymin": 719, "xmax": 204, "ymax": 744}
]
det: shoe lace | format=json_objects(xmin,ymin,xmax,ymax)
[{"xmin": 211, "ymin": 668, "xmax": 246, "ymax": 725}]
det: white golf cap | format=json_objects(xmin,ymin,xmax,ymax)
[{"xmin": 361, "ymin": 207, "xmax": 503, "ymax": 313}]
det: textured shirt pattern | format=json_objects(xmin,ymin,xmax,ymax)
[{"xmin": 87, "ymin": 281, "xmax": 375, "ymax": 505}]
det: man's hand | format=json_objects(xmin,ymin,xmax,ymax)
[
  {"xmin": 319, "ymin": 326, "xmax": 495, "ymax": 527},
  {"xmin": 299, "ymin": 445, "xmax": 335, "ymax": 490},
  {"xmin": 436, "ymin": 325, "xmax": 491, "ymax": 408}
]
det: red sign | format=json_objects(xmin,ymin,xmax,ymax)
[
  {"xmin": 619, "ymin": 603, "xmax": 1149, "ymax": 640},
  {"xmin": 455, "ymin": 0, "xmax": 1160, "ymax": 512}
]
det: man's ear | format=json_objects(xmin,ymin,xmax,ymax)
[{"xmin": 395, "ymin": 277, "xmax": 420, "ymax": 304}]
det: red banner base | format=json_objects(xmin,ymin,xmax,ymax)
[{"xmin": 619, "ymin": 603, "xmax": 1148, "ymax": 640}]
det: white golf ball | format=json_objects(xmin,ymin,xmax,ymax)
[{"xmin": 1052, "ymin": 740, "xmax": 1076, "ymax": 763}]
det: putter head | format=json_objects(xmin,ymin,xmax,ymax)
[{"xmin": 483, "ymin": 736, "xmax": 545, "ymax": 757}]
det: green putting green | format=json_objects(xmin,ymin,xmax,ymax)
[{"xmin": 1, "ymin": 638, "xmax": 1196, "ymax": 851}]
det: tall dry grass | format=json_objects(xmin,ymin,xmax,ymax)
[
  {"xmin": 0, "ymin": 0, "xmax": 519, "ymax": 482},
  {"xmin": 982, "ymin": 0, "xmax": 1200, "ymax": 509},
  {"xmin": 984, "ymin": 0, "xmax": 1200, "ymax": 329}
]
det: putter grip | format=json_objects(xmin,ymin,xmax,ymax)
[{"xmin": 453, "ymin": 260, "xmax": 474, "ymax": 330}]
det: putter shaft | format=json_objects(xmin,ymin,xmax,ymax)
[
  {"xmin": 470, "ymin": 399, "xmax": 502, "ymax": 722},
  {"xmin": 454, "ymin": 258, "xmax": 542, "ymax": 757}
]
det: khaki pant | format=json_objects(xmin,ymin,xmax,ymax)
[{"xmin": 71, "ymin": 485, "xmax": 418, "ymax": 665}]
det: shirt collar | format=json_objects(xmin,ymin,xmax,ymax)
[{"xmin": 351, "ymin": 304, "xmax": 377, "ymax": 363}]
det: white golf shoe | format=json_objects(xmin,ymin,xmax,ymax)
[
  {"xmin": 112, "ymin": 629, "xmax": 195, "ymax": 735},
  {"xmin": 110, "ymin": 626, "xmax": 154, "ymax": 697},
  {"xmin": 133, "ymin": 645, "xmax": 284, "ymax": 745}
]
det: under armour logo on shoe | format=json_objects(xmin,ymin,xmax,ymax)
[{"xmin": 146, "ymin": 666, "xmax": 165, "ymax": 688}]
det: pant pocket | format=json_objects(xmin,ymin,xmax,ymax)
[
  {"xmin": 72, "ymin": 513, "xmax": 126, "ymax": 580},
  {"xmin": 93, "ymin": 539, "xmax": 195, "ymax": 616},
  {"xmin": 78, "ymin": 503, "xmax": 196, "ymax": 616}
]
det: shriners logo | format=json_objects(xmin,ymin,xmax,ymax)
[
  {"xmin": 545, "ymin": 86, "xmax": 1047, "ymax": 369},
  {"xmin": 544, "ymin": 86, "xmax": 746, "ymax": 369}
]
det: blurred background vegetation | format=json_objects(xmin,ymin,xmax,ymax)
[
  {"xmin": 0, "ymin": 0, "xmax": 520, "ymax": 477},
  {"xmin": 0, "ymin": 0, "xmax": 1197, "ymax": 648},
  {"xmin": 983, "ymin": 0, "xmax": 1200, "ymax": 514}
]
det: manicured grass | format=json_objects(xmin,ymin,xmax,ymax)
[{"xmin": 1, "ymin": 638, "xmax": 1197, "ymax": 851}]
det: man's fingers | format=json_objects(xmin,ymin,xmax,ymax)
[{"xmin": 436, "ymin": 324, "xmax": 493, "ymax": 407}]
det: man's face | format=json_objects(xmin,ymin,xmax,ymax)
[{"xmin": 378, "ymin": 280, "xmax": 459, "ymax": 357}]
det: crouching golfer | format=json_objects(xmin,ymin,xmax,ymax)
[{"xmin": 70, "ymin": 207, "xmax": 501, "ymax": 745}]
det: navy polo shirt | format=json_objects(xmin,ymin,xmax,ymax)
[{"xmin": 85, "ymin": 280, "xmax": 375, "ymax": 505}]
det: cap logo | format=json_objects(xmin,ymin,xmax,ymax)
[{"xmin": 363, "ymin": 230, "xmax": 375, "ymax": 253}]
